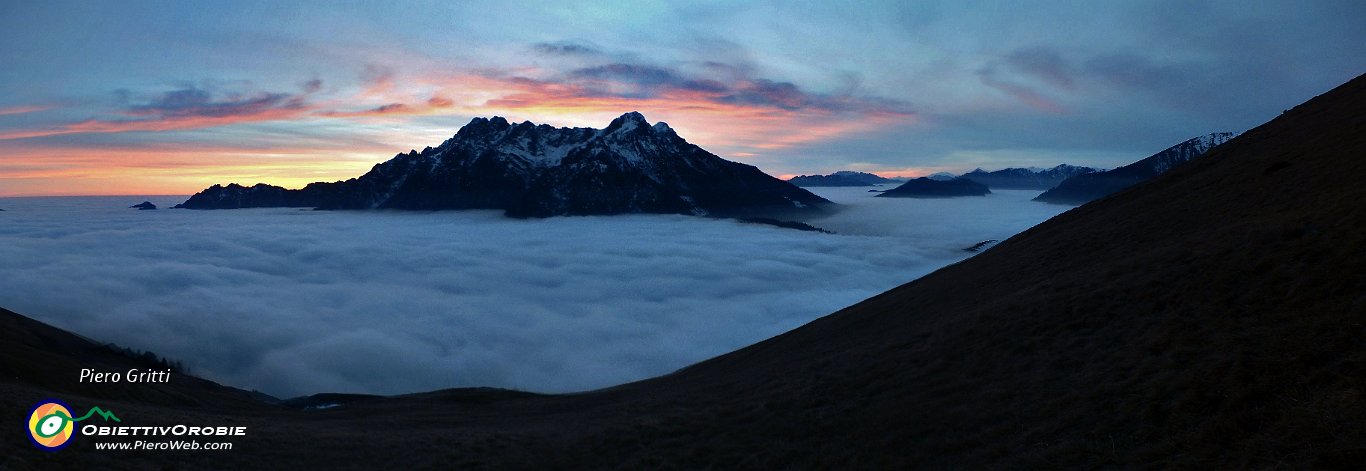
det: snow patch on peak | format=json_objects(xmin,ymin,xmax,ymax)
[
  {"xmin": 1185, "ymin": 131, "xmax": 1240, "ymax": 153},
  {"xmin": 442, "ymin": 112, "xmax": 691, "ymax": 167},
  {"xmin": 1196, "ymin": 131, "xmax": 1240, "ymax": 150},
  {"xmin": 1150, "ymin": 131, "xmax": 1242, "ymax": 174}
]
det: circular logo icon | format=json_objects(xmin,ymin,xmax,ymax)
[{"xmin": 27, "ymin": 400, "xmax": 76, "ymax": 451}]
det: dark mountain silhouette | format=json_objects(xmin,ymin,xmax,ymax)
[
  {"xmin": 129, "ymin": 201, "xmax": 157, "ymax": 210},
  {"xmin": 876, "ymin": 176, "xmax": 990, "ymax": 198},
  {"xmin": 4, "ymin": 74, "xmax": 1364, "ymax": 469},
  {"xmin": 175, "ymin": 112, "xmax": 831, "ymax": 219},
  {"xmin": 787, "ymin": 171, "xmax": 894, "ymax": 187},
  {"xmin": 959, "ymin": 164, "xmax": 1101, "ymax": 190},
  {"xmin": 1034, "ymin": 132, "xmax": 1238, "ymax": 204},
  {"xmin": 0, "ymin": 307, "xmax": 269, "ymax": 411}
]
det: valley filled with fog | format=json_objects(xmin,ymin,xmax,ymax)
[{"xmin": 0, "ymin": 188, "xmax": 1068, "ymax": 397}]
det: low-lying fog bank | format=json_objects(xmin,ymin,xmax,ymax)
[{"xmin": 0, "ymin": 189, "xmax": 1067, "ymax": 397}]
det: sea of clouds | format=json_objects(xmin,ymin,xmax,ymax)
[{"xmin": 0, "ymin": 188, "xmax": 1068, "ymax": 397}]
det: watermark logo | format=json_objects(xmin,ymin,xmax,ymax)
[
  {"xmin": 25, "ymin": 398, "xmax": 241, "ymax": 451},
  {"xmin": 25, "ymin": 399, "xmax": 120, "ymax": 451}
]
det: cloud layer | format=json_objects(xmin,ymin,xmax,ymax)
[{"xmin": 0, "ymin": 189, "xmax": 1067, "ymax": 397}]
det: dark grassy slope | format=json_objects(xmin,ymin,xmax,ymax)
[
  {"xmin": 627, "ymin": 73, "xmax": 1366, "ymax": 468},
  {"xmin": 3, "ymin": 73, "xmax": 1364, "ymax": 469},
  {"xmin": 0, "ymin": 307, "xmax": 268, "ymax": 411}
]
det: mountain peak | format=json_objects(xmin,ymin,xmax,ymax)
[
  {"xmin": 787, "ymin": 170, "xmax": 896, "ymax": 187},
  {"xmin": 618, "ymin": 111, "xmax": 648, "ymax": 124},
  {"xmin": 957, "ymin": 165, "xmax": 1101, "ymax": 190},
  {"xmin": 457, "ymin": 115, "xmax": 513, "ymax": 137},
  {"xmin": 603, "ymin": 111, "xmax": 651, "ymax": 134}
]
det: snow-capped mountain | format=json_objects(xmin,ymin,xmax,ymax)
[
  {"xmin": 1144, "ymin": 132, "xmax": 1240, "ymax": 174},
  {"xmin": 176, "ymin": 112, "xmax": 833, "ymax": 218},
  {"xmin": 959, "ymin": 164, "xmax": 1102, "ymax": 190},
  {"xmin": 1034, "ymin": 132, "xmax": 1240, "ymax": 205},
  {"xmin": 787, "ymin": 171, "xmax": 895, "ymax": 187}
]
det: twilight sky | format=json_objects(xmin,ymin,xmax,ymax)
[{"xmin": 1, "ymin": 0, "xmax": 1363, "ymax": 196}]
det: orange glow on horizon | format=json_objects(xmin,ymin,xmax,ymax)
[
  {"xmin": 0, "ymin": 145, "xmax": 387, "ymax": 197},
  {"xmin": 775, "ymin": 167, "xmax": 949, "ymax": 181}
]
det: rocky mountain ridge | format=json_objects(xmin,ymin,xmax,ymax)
[
  {"xmin": 177, "ymin": 112, "xmax": 832, "ymax": 219},
  {"xmin": 1034, "ymin": 132, "xmax": 1239, "ymax": 204}
]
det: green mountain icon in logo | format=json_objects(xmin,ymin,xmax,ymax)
[{"xmin": 67, "ymin": 406, "xmax": 121, "ymax": 422}]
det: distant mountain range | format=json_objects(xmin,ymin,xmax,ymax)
[
  {"xmin": 791, "ymin": 166, "xmax": 1097, "ymax": 191},
  {"xmin": 959, "ymin": 164, "xmax": 1101, "ymax": 190},
  {"xmin": 876, "ymin": 177, "xmax": 990, "ymax": 198},
  {"xmin": 786, "ymin": 134, "xmax": 1231, "ymax": 202},
  {"xmin": 177, "ymin": 112, "xmax": 832, "ymax": 219},
  {"xmin": 1035, "ymin": 132, "xmax": 1239, "ymax": 204},
  {"xmin": 787, "ymin": 171, "xmax": 896, "ymax": 187}
]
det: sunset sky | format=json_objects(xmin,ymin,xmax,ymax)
[{"xmin": 2, "ymin": 1, "xmax": 1363, "ymax": 196}]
